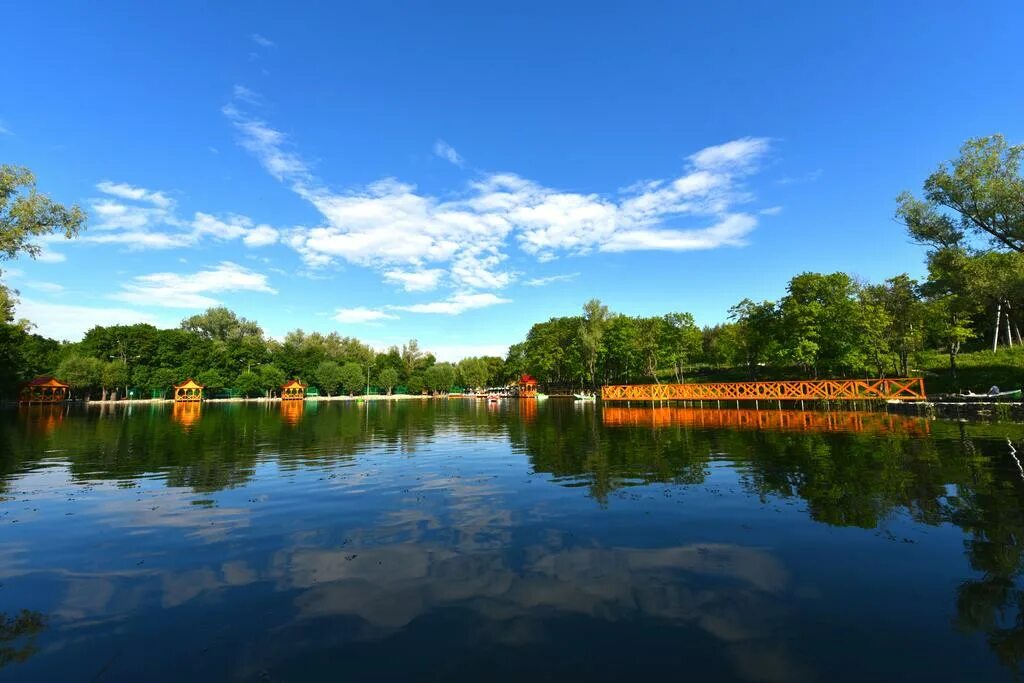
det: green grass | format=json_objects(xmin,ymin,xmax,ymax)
[{"xmin": 913, "ymin": 345, "xmax": 1024, "ymax": 395}]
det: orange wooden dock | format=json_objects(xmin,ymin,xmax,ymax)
[{"xmin": 601, "ymin": 378, "xmax": 926, "ymax": 403}]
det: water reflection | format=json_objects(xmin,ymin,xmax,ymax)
[{"xmin": 0, "ymin": 401, "xmax": 1022, "ymax": 680}]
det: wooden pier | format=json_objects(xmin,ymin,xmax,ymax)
[{"xmin": 601, "ymin": 378, "xmax": 926, "ymax": 403}]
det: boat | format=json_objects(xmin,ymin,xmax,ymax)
[
  {"xmin": 536, "ymin": 392, "xmax": 548, "ymax": 400},
  {"xmin": 573, "ymin": 393, "xmax": 596, "ymax": 401},
  {"xmin": 487, "ymin": 393, "xmax": 500, "ymax": 403}
]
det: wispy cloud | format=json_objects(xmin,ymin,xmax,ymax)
[
  {"xmin": 433, "ymin": 139, "xmax": 464, "ymax": 167},
  {"xmin": 333, "ymin": 307, "xmax": 399, "ymax": 324},
  {"xmin": 15, "ymin": 299, "xmax": 167, "ymax": 341},
  {"xmin": 86, "ymin": 182, "xmax": 279, "ymax": 250},
  {"xmin": 111, "ymin": 261, "xmax": 276, "ymax": 309},
  {"xmin": 224, "ymin": 93, "xmax": 772, "ymax": 298},
  {"xmin": 0, "ymin": 120, "xmax": 11, "ymax": 135},
  {"xmin": 95, "ymin": 181, "xmax": 173, "ymax": 208},
  {"xmin": 22, "ymin": 281, "xmax": 65, "ymax": 294},
  {"xmin": 251, "ymin": 33, "xmax": 275, "ymax": 48},
  {"xmin": 759, "ymin": 206, "xmax": 783, "ymax": 216},
  {"xmin": 232, "ymin": 85, "xmax": 264, "ymax": 106},
  {"xmin": 390, "ymin": 292, "xmax": 511, "ymax": 315},
  {"xmin": 776, "ymin": 169, "xmax": 822, "ymax": 185},
  {"xmin": 523, "ymin": 272, "xmax": 579, "ymax": 287}
]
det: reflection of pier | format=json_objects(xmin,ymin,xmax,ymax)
[
  {"xmin": 601, "ymin": 407, "xmax": 930, "ymax": 435},
  {"xmin": 602, "ymin": 378, "xmax": 926, "ymax": 403}
]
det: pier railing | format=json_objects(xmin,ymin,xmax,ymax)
[{"xmin": 601, "ymin": 378, "xmax": 926, "ymax": 402}]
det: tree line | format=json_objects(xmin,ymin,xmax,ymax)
[{"xmin": 1, "ymin": 134, "xmax": 1023, "ymax": 396}]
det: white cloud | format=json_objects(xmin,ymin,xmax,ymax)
[
  {"xmin": 433, "ymin": 139, "xmax": 464, "ymax": 167},
  {"xmin": 251, "ymin": 33, "xmax": 275, "ymax": 48},
  {"xmin": 243, "ymin": 224, "xmax": 279, "ymax": 247},
  {"xmin": 390, "ymin": 292, "xmax": 511, "ymax": 315},
  {"xmin": 224, "ymin": 97, "xmax": 774, "ymax": 297},
  {"xmin": 23, "ymin": 281, "xmax": 64, "ymax": 294},
  {"xmin": 759, "ymin": 206, "xmax": 783, "ymax": 216},
  {"xmin": 232, "ymin": 85, "xmax": 264, "ymax": 106},
  {"xmin": 333, "ymin": 307, "xmax": 399, "ymax": 324},
  {"xmin": 14, "ymin": 299, "xmax": 167, "ymax": 341},
  {"xmin": 523, "ymin": 272, "xmax": 579, "ymax": 287},
  {"xmin": 96, "ymin": 181, "xmax": 173, "ymax": 208},
  {"xmin": 86, "ymin": 183, "xmax": 282, "ymax": 251},
  {"xmin": 35, "ymin": 249, "xmax": 67, "ymax": 263},
  {"xmin": 111, "ymin": 261, "xmax": 276, "ymax": 309},
  {"xmin": 383, "ymin": 268, "xmax": 445, "ymax": 292},
  {"xmin": 0, "ymin": 121, "xmax": 10, "ymax": 135},
  {"xmin": 688, "ymin": 137, "xmax": 770, "ymax": 171}
]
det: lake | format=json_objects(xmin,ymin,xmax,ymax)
[{"xmin": 1, "ymin": 399, "xmax": 1023, "ymax": 681}]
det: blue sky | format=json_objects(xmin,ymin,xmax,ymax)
[{"xmin": 2, "ymin": 1, "xmax": 1022, "ymax": 360}]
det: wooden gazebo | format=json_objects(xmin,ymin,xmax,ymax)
[
  {"xmin": 281, "ymin": 379, "xmax": 307, "ymax": 400},
  {"xmin": 19, "ymin": 376, "xmax": 70, "ymax": 404},
  {"xmin": 518, "ymin": 374, "xmax": 538, "ymax": 399},
  {"xmin": 173, "ymin": 378, "xmax": 204, "ymax": 402}
]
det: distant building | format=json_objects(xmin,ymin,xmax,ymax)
[
  {"xmin": 281, "ymin": 379, "xmax": 307, "ymax": 400},
  {"xmin": 173, "ymin": 378, "xmax": 205, "ymax": 402}
]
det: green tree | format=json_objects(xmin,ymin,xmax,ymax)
[
  {"xmin": 180, "ymin": 307, "xmax": 263, "ymax": 342},
  {"xmin": 339, "ymin": 362, "xmax": 366, "ymax": 395},
  {"xmin": 456, "ymin": 357, "xmax": 488, "ymax": 390},
  {"xmin": 148, "ymin": 368, "xmax": 178, "ymax": 398},
  {"xmin": 233, "ymin": 370, "xmax": 262, "ymax": 398},
  {"xmin": 896, "ymin": 134, "xmax": 1024, "ymax": 253},
  {"xmin": 406, "ymin": 374, "xmax": 426, "ymax": 395},
  {"xmin": 314, "ymin": 360, "xmax": 343, "ymax": 396},
  {"xmin": 662, "ymin": 312, "xmax": 702, "ymax": 383},
  {"xmin": 579, "ymin": 298, "xmax": 609, "ymax": 388},
  {"xmin": 101, "ymin": 361, "xmax": 129, "ymax": 400},
  {"xmin": 401, "ymin": 339, "xmax": 425, "ymax": 381},
  {"xmin": 195, "ymin": 369, "xmax": 227, "ymax": 395},
  {"xmin": 258, "ymin": 364, "xmax": 287, "ymax": 397},
  {"xmin": 424, "ymin": 362, "xmax": 456, "ymax": 394},
  {"xmin": 376, "ymin": 367, "xmax": 399, "ymax": 395},
  {"xmin": 57, "ymin": 355, "xmax": 103, "ymax": 400},
  {"xmin": 0, "ymin": 165, "xmax": 85, "ymax": 261}
]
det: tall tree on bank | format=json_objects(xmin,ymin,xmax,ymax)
[
  {"xmin": 579, "ymin": 299, "xmax": 609, "ymax": 388},
  {"xmin": 897, "ymin": 135, "xmax": 1024, "ymax": 254}
]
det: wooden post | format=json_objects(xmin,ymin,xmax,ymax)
[{"xmin": 994, "ymin": 301, "xmax": 1002, "ymax": 352}]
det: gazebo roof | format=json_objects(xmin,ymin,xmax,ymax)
[
  {"xmin": 173, "ymin": 378, "xmax": 205, "ymax": 390},
  {"xmin": 519, "ymin": 374, "xmax": 538, "ymax": 386},
  {"xmin": 282, "ymin": 379, "xmax": 308, "ymax": 389},
  {"xmin": 20, "ymin": 376, "xmax": 70, "ymax": 389}
]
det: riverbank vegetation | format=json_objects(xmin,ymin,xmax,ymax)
[{"xmin": 1, "ymin": 135, "xmax": 1023, "ymax": 398}]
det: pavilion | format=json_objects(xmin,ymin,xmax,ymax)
[
  {"xmin": 173, "ymin": 378, "xmax": 205, "ymax": 402},
  {"xmin": 281, "ymin": 379, "xmax": 307, "ymax": 400},
  {"xmin": 18, "ymin": 376, "xmax": 70, "ymax": 404}
]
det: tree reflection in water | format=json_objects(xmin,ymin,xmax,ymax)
[
  {"xmin": 0, "ymin": 610, "xmax": 47, "ymax": 670},
  {"xmin": 0, "ymin": 400, "xmax": 1022, "ymax": 677}
]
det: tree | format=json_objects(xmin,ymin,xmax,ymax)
[
  {"xmin": 195, "ymin": 369, "xmax": 226, "ymax": 395},
  {"xmin": 456, "ymin": 357, "xmax": 488, "ymax": 390},
  {"xmin": 148, "ymin": 368, "xmax": 178, "ymax": 398},
  {"xmin": 424, "ymin": 362, "xmax": 456, "ymax": 394},
  {"xmin": 233, "ymin": 370, "xmax": 262, "ymax": 398},
  {"xmin": 57, "ymin": 355, "xmax": 103, "ymax": 400},
  {"xmin": 314, "ymin": 360, "xmax": 343, "ymax": 396},
  {"xmin": 339, "ymin": 362, "xmax": 366, "ymax": 395},
  {"xmin": 180, "ymin": 307, "xmax": 263, "ymax": 342},
  {"xmin": 101, "ymin": 361, "xmax": 129, "ymax": 400},
  {"xmin": 401, "ymin": 339, "xmax": 425, "ymax": 380},
  {"xmin": 662, "ymin": 312, "xmax": 702, "ymax": 383},
  {"xmin": 258, "ymin": 364, "xmax": 286, "ymax": 397},
  {"xmin": 406, "ymin": 374, "xmax": 426, "ymax": 395},
  {"xmin": 376, "ymin": 367, "xmax": 399, "ymax": 395},
  {"xmin": 897, "ymin": 135, "xmax": 1024, "ymax": 253},
  {"xmin": 579, "ymin": 298, "xmax": 609, "ymax": 388},
  {"xmin": 0, "ymin": 165, "xmax": 85, "ymax": 261}
]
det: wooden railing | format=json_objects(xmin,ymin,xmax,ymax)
[
  {"xmin": 601, "ymin": 406, "xmax": 930, "ymax": 435},
  {"xmin": 601, "ymin": 378, "xmax": 926, "ymax": 402}
]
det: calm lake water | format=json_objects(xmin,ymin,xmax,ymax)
[{"xmin": 1, "ymin": 399, "xmax": 1023, "ymax": 682}]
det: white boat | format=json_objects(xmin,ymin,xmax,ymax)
[{"xmin": 573, "ymin": 393, "xmax": 596, "ymax": 401}]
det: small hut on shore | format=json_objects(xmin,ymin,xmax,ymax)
[
  {"xmin": 173, "ymin": 378, "xmax": 204, "ymax": 402},
  {"xmin": 518, "ymin": 374, "xmax": 538, "ymax": 399},
  {"xmin": 281, "ymin": 379, "xmax": 307, "ymax": 400},
  {"xmin": 18, "ymin": 376, "xmax": 70, "ymax": 404}
]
